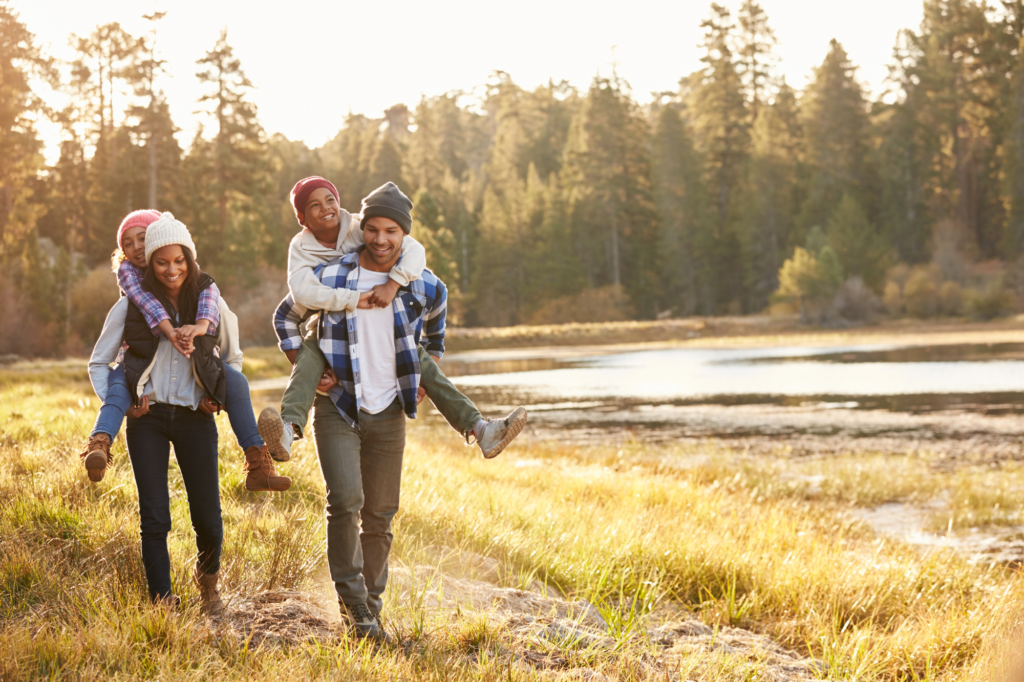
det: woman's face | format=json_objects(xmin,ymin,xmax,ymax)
[
  {"xmin": 121, "ymin": 227, "xmax": 147, "ymax": 269},
  {"xmin": 150, "ymin": 245, "xmax": 188, "ymax": 294}
]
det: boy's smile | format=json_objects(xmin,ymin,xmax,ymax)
[{"xmin": 301, "ymin": 187, "xmax": 341, "ymax": 242}]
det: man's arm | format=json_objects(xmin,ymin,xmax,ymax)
[
  {"xmin": 273, "ymin": 293, "xmax": 307, "ymax": 358},
  {"xmin": 420, "ymin": 278, "xmax": 447, "ymax": 359}
]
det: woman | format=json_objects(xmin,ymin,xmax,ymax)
[{"xmin": 88, "ymin": 213, "xmax": 281, "ymax": 610}]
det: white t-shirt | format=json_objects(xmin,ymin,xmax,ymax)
[{"xmin": 355, "ymin": 268, "xmax": 399, "ymax": 414}]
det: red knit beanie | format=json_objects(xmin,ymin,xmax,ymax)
[
  {"xmin": 116, "ymin": 210, "xmax": 162, "ymax": 250},
  {"xmin": 290, "ymin": 176, "xmax": 340, "ymax": 224}
]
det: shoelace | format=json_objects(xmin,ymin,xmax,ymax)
[{"xmin": 348, "ymin": 603, "xmax": 375, "ymax": 624}]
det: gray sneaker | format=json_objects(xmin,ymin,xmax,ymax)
[
  {"xmin": 342, "ymin": 602, "xmax": 383, "ymax": 640},
  {"xmin": 476, "ymin": 407, "xmax": 528, "ymax": 459},
  {"xmin": 258, "ymin": 407, "xmax": 293, "ymax": 462}
]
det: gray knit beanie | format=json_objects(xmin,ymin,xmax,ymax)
[
  {"xmin": 144, "ymin": 212, "xmax": 197, "ymax": 264},
  {"xmin": 359, "ymin": 182, "xmax": 413, "ymax": 234}
]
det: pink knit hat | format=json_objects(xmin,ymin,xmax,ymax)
[
  {"xmin": 290, "ymin": 177, "xmax": 340, "ymax": 224},
  {"xmin": 116, "ymin": 210, "xmax": 162, "ymax": 250}
]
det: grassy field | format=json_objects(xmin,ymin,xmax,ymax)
[{"xmin": 3, "ymin": 364, "xmax": 1024, "ymax": 680}]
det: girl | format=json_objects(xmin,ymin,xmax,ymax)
[{"xmin": 84, "ymin": 210, "xmax": 289, "ymax": 493}]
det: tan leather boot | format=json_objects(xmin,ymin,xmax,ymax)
[
  {"xmin": 243, "ymin": 445, "xmax": 291, "ymax": 492},
  {"xmin": 194, "ymin": 568, "xmax": 226, "ymax": 616},
  {"xmin": 80, "ymin": 434, "xmax": 112, "ymax": 483}
]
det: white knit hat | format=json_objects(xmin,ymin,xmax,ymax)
[{"xmin": 144, "ymin": 212, "xmax": 197, "ymax": 265}]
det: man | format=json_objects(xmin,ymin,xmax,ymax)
[{"xmin": 273, "ymin": 182, "xmax": 452, "ymax": 641}]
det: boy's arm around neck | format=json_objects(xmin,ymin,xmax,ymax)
[{"xmin": 287, "ymin": 231, "xmax": 360, "ymax": 313}]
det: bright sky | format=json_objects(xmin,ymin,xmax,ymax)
[{"xmin": 14, "ymin": 0, "xmax": 925, "ymax": 163}]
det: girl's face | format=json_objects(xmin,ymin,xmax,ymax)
[
  {"xmin": 151, "ymin": 245, "xmax": 188, "ymax": 294},
  {"xmin": 121, "ymin": 227, "xmax": 148, "ymax": 269}
]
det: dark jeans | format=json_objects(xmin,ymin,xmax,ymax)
[
  {"xmin": 126, "ymin": 403, "xmax": 222, "ymax": 601},
  {"xmin": 312, "ymin": 395, "xmax": 405, "ymax": 614}
]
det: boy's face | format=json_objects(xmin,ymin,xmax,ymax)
[
  {"xmin": 301, "ymin": 187, "xmax": 340, "ymax": 235},
  {"xmin": 362, "ymin": 216, "xmax": 404, "ymax": 269},
  {"xmin": 122, "ymin": 226, "xmax": 148, "ymax": 269}
]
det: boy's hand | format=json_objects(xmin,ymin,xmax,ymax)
[
  {"xmin": 368, "ymin": 279, "xmax": 401, "ymax": 308},
  {"xmin": 318, "ymin": 368, "xmax": 338, "ymax": 392},
  {"xmin": 127, "ymin": 395, "xmax": 150, "ymax": 418},
  {"xmin": 357, "ymin": 291, "xmax": 375, "ymax": 309}
]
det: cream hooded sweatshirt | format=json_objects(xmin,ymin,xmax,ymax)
[{"xmin": 287, "ymin": 208, "xmax": 427, "ymax": 313}]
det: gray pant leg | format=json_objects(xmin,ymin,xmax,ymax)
[{"xmin": 312, "ymin": 395, "xmax": 405, "ymax": 612}]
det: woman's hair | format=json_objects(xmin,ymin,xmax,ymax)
[{"xmin": 142, "ymin": 244, "xmax": 202, "ymax": 308}]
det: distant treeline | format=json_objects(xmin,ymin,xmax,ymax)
[{"xmin": 4, "ymin": 1, "xmax": 1024, "ymax": 355}]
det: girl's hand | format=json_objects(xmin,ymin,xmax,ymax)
[
  {"xmin": 171, "ymin": 329, "xmax": 194, "ymax": 358},
  {"xmin": 127, "ymin": 395, "xmax": 150, "ymax": 418}
]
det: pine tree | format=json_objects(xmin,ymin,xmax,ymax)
[
  {"xmin": 192, "ymin": 29, "xmax": 274, "ymax": 270},
  {"xmin": 0, "ymin": 2, "xmax": 53, "ymax": 257},
  {"xmin": 797, "ymin": 39, "xmax": 873, "ymax": 241}
]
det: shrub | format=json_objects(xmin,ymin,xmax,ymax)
[
  {"xmin": 903, "ymin": 267, "xmax": 939, "ymax": 318},
  {"xmin": 968, "ymin": 280, "xmax": 1014, "ymax": 320},
  {"xmin": 882, "ymin": 281, "xmax": 903, "ymax": 316},
  {"xmin": 832, "ymin": 277, "xmax": 880, "ymax": 322},
  {"xmin": 527, "ymin": 285, "xmax": 634, "ymax": 325},
  {"xmin": 939, "ymin": 281, "xmax": 964, "ymax": 316}
]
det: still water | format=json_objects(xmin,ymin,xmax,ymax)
[{"xmin": 443, "ymin": 342, "xmax": 1024, "ymax": 414}]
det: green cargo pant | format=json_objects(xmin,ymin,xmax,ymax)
[{"xmin": 280, "ymin": 336, "xmax": 482, "ymax": 438}]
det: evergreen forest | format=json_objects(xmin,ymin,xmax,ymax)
[{"xmin": 4, "ymin": 1, "xmax": 1024, "ymax": 355}]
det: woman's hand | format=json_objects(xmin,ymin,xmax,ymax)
[
  {"xmin": 197, "ymin": 396, "xmax": 218, "ymax": 414},
  {"xmin": 171, "ymin": 329, "xmax": 193, "ymax": 357},
  {"xmin": 127, "ymin": 395, "xmax": 150, "ymax": 418},
  {"xmin": 318, "ymin": 368, "xmax": 338, "ymax": 392}
]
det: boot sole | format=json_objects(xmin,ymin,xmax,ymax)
[
  {"xmin": 85, "ymin": 452, "xmax": 107, "ymax": 482},
  {"xmin": 244, "ymin": 479, "xmax": 292, "ymax": 492},
  {"xmin": 258, "ymin": 407, "xmax": 291, "ymax": 462},
  {"xmin": 481, "ymin": 407, "xmax": 528, "ymax": 459}
]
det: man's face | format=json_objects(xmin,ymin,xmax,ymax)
[
  {"xmin": 362, "ymin": 216, "xmax": 404, "ymax": 269},
  {"xmin": 300, "ymin": 187, "xmax": 340, "ymax": 234}
]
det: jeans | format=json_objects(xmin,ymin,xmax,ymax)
[
  {"xmin": 312, "ymin": 395, "xmax": 405, "ymax": 614},
  {"xmin": 91, "ymin": 364, "xmax": 131, "ymax": 440},
  {"xmin": 223, "ymin": 365, "xmax": 262, "ymax": 449},
  {"xmin": 92, "ymin": 363, "xmax": 261, "ymax": 450},
  {"xmin": 126, "ymin": 404, "xmax": 223, "ymax": 601},
  {"xmin": 282, "ymin": 336, "xmax": 482, "ymax": 437}
]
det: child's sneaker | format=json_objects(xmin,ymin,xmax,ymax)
[
  {"xmin": 474, "ymin": 407, "xmax": 528, "ymax": 459},
  {"xmin": 258, "ymin": 407, "xmax": 293, "ymax": 462},
  {"xmin": 80, "ymin": 434, "xmax": 112, "ymax": 482}
]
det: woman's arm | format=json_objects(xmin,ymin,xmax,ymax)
[
  {"xmin": 88, "ymin": 298, "xmax": 129, "ymax": 401},
  {"xmin": 214, "ymin": 297, "xmax": 244, "ymax": 372}
]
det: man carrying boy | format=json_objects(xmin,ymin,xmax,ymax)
[
  {"xmin": 273, "ymin": 183, "xmax": 454, "ymax": 639},
  {"xmin": 258, "ymin": 177, "xmax": 526, "ymax": 463}
]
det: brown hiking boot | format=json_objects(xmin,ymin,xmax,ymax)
[
  {"xmin": 243, "ymin": 445, "xmax": 291, "ymax": 492},
  {"xmin": 194, "ymin": 568, "xmax": 226, "ymax": 616},
  {"xmin": 80, "ymin": 434, "xmax": 112, "ymax": 483}
]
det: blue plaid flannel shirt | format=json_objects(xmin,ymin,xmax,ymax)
[{"xmin": 273, "ymin": 249, "xmax": 447, "ymax": 428}]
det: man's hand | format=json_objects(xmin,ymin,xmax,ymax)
[
  {"xmin": 416, "ymin": 386, "xmax": 427, "ymax": 405},
  {"xmin": 368, "ymin": 279, "xmax": 401, "ymax": 308},
  {"xmin": 127, "ymin": 395, "xmax": 150, "ymax": 418},
  {"xmin": 357, "ymin": 291, "xmax": 375, "ymax": 309},
  {"xmin": 318, "ymin": 368, "xmax": 338, "ymax": 392},
  {"xmin": 284, "ymin": 349, "xmax": 299, "ymax": 365},
  {"xmin": 198, "ymin": 396, "xmax": 218, "ymax": 414}
]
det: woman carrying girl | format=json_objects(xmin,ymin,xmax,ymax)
[
  {"xmin": 87, "ymin": 213, "xmax": 268, "ymax": 609},
  {"xmin": 84, "ymin": 210, "xmax": 289, "ymax": 493}
]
